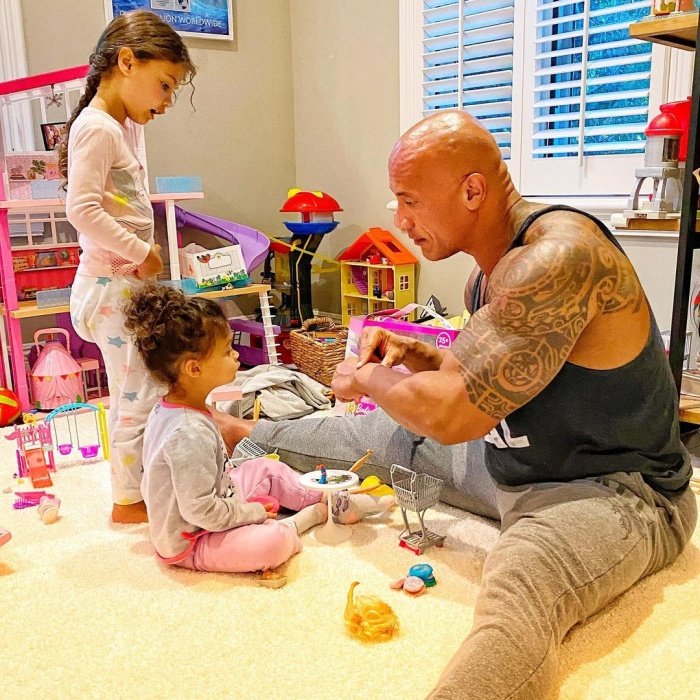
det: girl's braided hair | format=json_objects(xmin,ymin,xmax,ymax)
[{"xmin": 58, "ymin": 9, "xmax": 196, "ymax": 182}]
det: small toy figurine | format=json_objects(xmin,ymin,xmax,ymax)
[
  {"xmin": 344, "ymin": 581, "xmax": 399, "ymax": 643},
  {"xmin": 318, "ymin": 465, "xmax": 328, "ymax": 484}
]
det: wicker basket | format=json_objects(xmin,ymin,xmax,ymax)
[{"xmin": 289, "ymin": 316, "xmax": 348, "ymax": 386}]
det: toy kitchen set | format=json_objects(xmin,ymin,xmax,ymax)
[{"xmin": 9, "ymin": 246, "xmax": 79, "ymax": 304}]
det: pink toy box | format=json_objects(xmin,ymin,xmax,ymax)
[
  {"xmin": 334, "ymin": 304, "xmax": 462, "ymax": 417},
  {"xmin": 362, "ymin": 305, "xmax": 461, "ymax": 352}
]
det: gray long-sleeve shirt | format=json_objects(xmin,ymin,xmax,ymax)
[{"xmin": 141, "ymin": 401, "xmax": 267, "ymax": 559}]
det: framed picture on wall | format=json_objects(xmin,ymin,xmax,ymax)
[
  {"xmin": 104, "ymin": 1, "xmax": 234, "ymax": 41},
  {"xmin": 40, "ymin": 122, "xmax": 66, "ymax": 151}
]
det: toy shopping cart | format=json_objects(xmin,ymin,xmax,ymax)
[
  {"xmin": 231, "ymin": 437, "xmax": 268, "ymax": 466},
  {"xmin": 390, "ymin": 464, "xmax": 445, "ymax": 555}
]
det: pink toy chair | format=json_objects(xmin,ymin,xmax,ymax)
[
  {"xmin": 76, "ymin": 357, "xmax": 102, "ymax": 400},
  {"xmin": 29, "ymin": 329, "xmax": 83, "ymax": 410}
]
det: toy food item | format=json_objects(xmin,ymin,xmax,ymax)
[{"xmin": 259, "ymin": 570, "xmax": 287, "ymax": 589}]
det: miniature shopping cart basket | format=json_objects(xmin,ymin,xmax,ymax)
[{"xmin": 390, "ymin": 464, "xmax": 445, "ymax": 555}]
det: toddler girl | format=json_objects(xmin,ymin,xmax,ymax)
[{"xmin": 124, "ymin": 284, "xmax": 384, "ymax": 572}]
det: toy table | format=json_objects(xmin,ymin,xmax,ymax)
[{"xmin": 298, "ymin": 469, "xmax": 359, "ymax": 545}]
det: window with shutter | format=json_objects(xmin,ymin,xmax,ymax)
[
  {"xmin": 520, "ymin": 0, "xmax": 665, "ymax": 195},
  {"xmin": 404, "ymin": 0, "xmax": 672, "ymax": 197},
  {"xmin": 422, "ymin": 0, "xmax": 516, "ymax": 159},
  {"xmin": 531, "ymin": 0, "xmax": 652, "ymax": 159}
]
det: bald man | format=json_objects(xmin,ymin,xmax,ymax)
[{"xmin": 222, "ymin": 111, "xmax": 696, "ymax": 699}]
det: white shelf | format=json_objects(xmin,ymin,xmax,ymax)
[{"xmin": 0, "ymin": 191, "xmax": 204, "ymax": 210}]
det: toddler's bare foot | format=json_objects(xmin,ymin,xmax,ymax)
[
  {"xmin": 112, "ymin": 501, "xmax": 148, "ymax": 524},
  {"xmin": 210, "ymin": 408, "xmax": 255, "ymax": 454}
]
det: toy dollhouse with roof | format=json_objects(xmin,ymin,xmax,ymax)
[{"xmin": 338, "ymin": 227, "xmax": 418, "ymax": 325}]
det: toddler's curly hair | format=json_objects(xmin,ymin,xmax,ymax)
[{"xmin": 123, "ymin": 284, "xmax": 230, "ymax": 386}]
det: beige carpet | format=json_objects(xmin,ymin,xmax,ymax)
[{"xmin": 1, "ymin": 415, "xmax": 699, "ymax": 700}]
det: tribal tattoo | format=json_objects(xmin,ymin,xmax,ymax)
[{"xmin": 451, "ymin": 219, "xmax": 643, "ymax": 420}]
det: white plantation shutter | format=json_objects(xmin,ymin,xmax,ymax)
[
  {"xmin": 405, "ymin": 0, "xmax": 673, "ymax": 196},
  {"xmin": 520, "ymin": 0, "xmax": 666, "ymax": 195},
  {"xmin": 532, "ymin": 0, "xmax": 652, "ymax": 157},
  {"xmin": 422, "ymin": 0, "xmax": 516, "ymax": 159}
]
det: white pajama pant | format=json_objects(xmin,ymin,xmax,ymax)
[{"xmin": 70, "ymin": 273, "xmax": 162, "ymax": 505}]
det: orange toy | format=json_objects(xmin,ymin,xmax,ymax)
[
  {"xmin": 344, "ymin": 581, "xmax": 399, "ymax": 643},
  {"xmin": 0, "ymin": 387, "xmax": 21, "ymax": 427}
]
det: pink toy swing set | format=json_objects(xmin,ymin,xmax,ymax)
[
  {"xmin": 28, "ymin": 329, "xmax": 83, "ymax": 410},
  {"xmin": 4, "ymin": 421, "xmax": 56, "ymax": 488},
  {"xmin": 5, "ymin": 402, "xmax": 110, "ymax": 488}
]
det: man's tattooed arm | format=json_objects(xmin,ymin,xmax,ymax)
[{"xmin": 450, "ymin": 221, "xmax": 643, "ymax": 421}]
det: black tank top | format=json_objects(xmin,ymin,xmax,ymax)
[{"xmin": 471, "ymin": 205, "xmax": 691, "ymax": 495}]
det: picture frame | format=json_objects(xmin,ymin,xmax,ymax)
[
  {"xmin": 104, "ymin": 1, "xmax": 234, "ymax": 41},
  {"xmin": 40, "ymin": 122, "xmax": 66, "ymax": 152}
]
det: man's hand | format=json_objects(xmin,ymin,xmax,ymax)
[
  {"xmin": 331, "ymin": 357, "xmax": 366, "ymax": 403},
  {"xmin": 135, "ymin": 244, "xmax": 163, "ymax": 280},
  {"xmin": 356, "ymin": 327, "xmax": 410, "ymax": 368},
  {"xmin": 357, "ymin": 326, "xmax": 444, "ymax": 373}
]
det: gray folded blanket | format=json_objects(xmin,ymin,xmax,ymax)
[{"xmin": 218, "ymin": 365, "xmax": 332, "ymax": 421}]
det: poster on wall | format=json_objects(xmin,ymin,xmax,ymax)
[{"xmin": 104, "ymin": 1, "xmax": 233, "ymax": 41}]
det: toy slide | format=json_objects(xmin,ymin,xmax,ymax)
[
  {"xmin": 153, "ymin": 203, "xmax": 270, "ymax": 273},
  {"xmin": 25, "ymin": 447, "xmax": 53, "ymax": 488}
]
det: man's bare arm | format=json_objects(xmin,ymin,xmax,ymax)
[
  {"xmin": 451, "ymin": 222, "xmax": 643, "ymax": 421},
  {"xmin": 352, "ymin": 221, "xmax": 643, "ymax": 443}
]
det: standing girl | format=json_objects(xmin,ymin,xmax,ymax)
[
  {"xmin": 60, "ymin": 11, "xmax": 195, "ymax": 522},
  {"xmin": 123, "ymin": 284, "xmax": 332, "ymax": 572}
]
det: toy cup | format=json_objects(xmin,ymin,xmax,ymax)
[{"xmin": 38, "ymin": 495, "xmax": 61, "ymax": 524}]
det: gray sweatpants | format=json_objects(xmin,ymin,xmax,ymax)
[{"xmin": 251, "ymin": 409, "xmax": 697, "ymax": 700}]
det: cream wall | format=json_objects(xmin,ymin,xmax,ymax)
[
  {"xmin": 288, "ymin": 0, "xmax": 473, "ymax": 317},
  {"xmin": 289, "ymin": 0, "xmax": 402, "ymax": 315},
  {"xmin": 20, "ymin": 0, "xmax": 297, "ymax": 238},
  {"xmin": 17, "ymin": 0, "xmax": 468, "ymax": 318}
]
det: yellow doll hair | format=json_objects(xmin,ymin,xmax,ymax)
[{"xmin": 344, "ymin": 581, "xmax": 399, "ymax": 643}]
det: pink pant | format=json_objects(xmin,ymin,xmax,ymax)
[{"xmin": 177, "ymin": 458, "xmax": 322, "ymax": 573}]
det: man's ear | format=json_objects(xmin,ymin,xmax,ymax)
[
  {"xmin": 462, "ymin": 173, "xmax": 486, "ymax": 212},
  {"xmin": 117, "ymin": 47, "xmax": 135, "ymax": 76}
]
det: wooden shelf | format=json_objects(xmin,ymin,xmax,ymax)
[
  {"xmin": 194, "ymin": 283, "xmax": 271, "ymax": 300},
  {"xmin": 0, "ymin": 191, "xmax": 204, "ymax": 210},
  {"xmin": 0, "ymin": 282, "xmax": 272, "ymax": 319},
  {"xmin": 680, "ymin": 395, "xmax": 700, "ymax": 424},
  {"xmin": 15, "ymin": 264, "xmax": 77, "ymax": 273},
  {"xmin": 629, "ymin": 11, "xmax": 698, "ymax": 51},
  {"xmin": 612, "ymin": 216, "xmax": 700, "ymax": 232},
  {"xmin": 0, "ymin": 301, "xmax": 70, "ymax": 318}
]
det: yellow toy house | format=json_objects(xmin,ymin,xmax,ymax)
[{"xmin": 338, "ymin": 227, "xmax": 418, "ymax": 325}]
